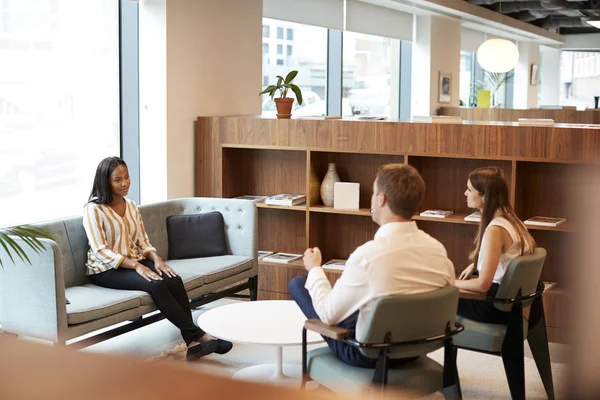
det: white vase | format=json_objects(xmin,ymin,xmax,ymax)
[{"xmin": 320, "ymin": 163, "xmax": 341, "ymax": 207}]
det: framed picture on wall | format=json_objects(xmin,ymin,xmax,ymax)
[
  {"xmin": 530, "ymin": 64, "xmax": 539, "ymax": 86},
  {"xmin": 439, "ymin": 72, "xmax": 452, "ymax": 103}
]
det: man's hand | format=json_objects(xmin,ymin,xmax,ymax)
[
  {"xmin": 154, "ymin": 260, "xmax": 177, "ymax": 278},
  {"xmin": 303, "ymin": 247, "xmax": 322, "ymax": 272}
]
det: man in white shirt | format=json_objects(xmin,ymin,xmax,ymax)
[{"xmin": 289, "ymin": 164, "xmax": 455, "ymax": 367}]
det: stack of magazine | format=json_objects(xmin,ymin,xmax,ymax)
[
  {"xmin": 323, "ymin": 259, "xmax": 346, "ymax": 271},
  {"xmin": 524, "ymin": 216, "xmax": 566, "ymax": 227},
  {"xmin": 419, "ymin": 209, "xmax": 454, "ymax": 218},
  {"xmin": 235, "ymin": 195, "xmax": 269, "ymax": 203},
  {"xmin": 265, "ymin": 194, "xmax": 306, "ymax": 206},
  {"xmin": 464, "ymin": 211, "xmax": 481, "ymax": 222},
  {"xmin": 261, "ymin": 252, "xmax": 303, "ymax": 264}
]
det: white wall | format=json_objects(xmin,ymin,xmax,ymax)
[
  {"xmin": 139, "ymin": 0, "xmax": 262, "ymax": 202},
  {"xmin": 411, "ymin": 15, "xmax": 431, "ymax": 117},
  {"xmin": 564, "ymin": 33, "xmax": 600, "ymax": 50},
  {"xmin": 513, "ymin": 41, "xmax": 539, "ymax": 109},
  {"xmin": 539, "ymin": 45, "xmax": 560, "ymax": 106}
]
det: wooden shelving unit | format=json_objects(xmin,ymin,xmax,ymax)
[{"xmin": 198, "ymin": 116, "xmax": 600, "ymax": 344}]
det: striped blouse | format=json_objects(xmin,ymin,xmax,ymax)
[{"xmin": 82, "ymin": 198, "xmax": 156, "ymax": 275}]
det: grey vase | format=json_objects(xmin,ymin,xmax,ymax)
[{"xmin": 320, "ymin": 163, "xmax": 341, "ymax": 207}]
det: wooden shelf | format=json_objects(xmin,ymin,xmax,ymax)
[
  {"xmin": 524, "ymin": 221, "xmax": 574, "ymax": 233},
  {"xmin": 413, "ymin": 213, "xmax": 478, "ymax": 225},
  {"xmin": 309, "ymin": 205, "xmax": 371, "ymax": 217},
  {"xmin": 256, "ymin": 203, "xmax": 307, "ymax": 212}
]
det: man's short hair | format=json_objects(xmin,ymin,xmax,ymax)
[{"xmin": 376, "ymin": 164, "xmax": 425, "ymax": 219}]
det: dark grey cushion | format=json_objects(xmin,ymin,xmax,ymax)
[{"xmin": 167, "ymin": 212, "xmax": 228, "ymax": 259}]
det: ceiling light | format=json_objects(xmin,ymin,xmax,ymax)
[
  {"xmin": 477, "ymin": 39, "xmax": 520, "ymax": 73},
  {"xmin": 586, "ymin": 19, "xmax": 600, "ymax": 29}
]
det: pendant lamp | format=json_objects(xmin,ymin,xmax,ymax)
[{"xmin": 477, "ymin": 38, "xmax": 519, "ymax": 73}]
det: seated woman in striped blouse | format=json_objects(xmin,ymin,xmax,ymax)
[{"xmin": 83, "ymin": 156, "xmax": 232, "ymax": 361}]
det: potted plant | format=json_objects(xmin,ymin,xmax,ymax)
[
  {"xmin": 259, "ymin": 70, "xmax": 303, "ymax": 119},
  {"xmin": 0, "ymin": 225, "xmax": 53, "ymax": 267}
]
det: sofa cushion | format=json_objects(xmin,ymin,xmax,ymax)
[
  {"xmin": 167, "ymin": 255, "xmax": 253, "ymax": 284},
  {"xmin": 65, "ymin": 285, "xmax": 142, "ymax": 325},
  {"xmin": 453, "ymin": 315, "xmax": 529, "ymax": 353},
  {"xmin": 167, "ymin": 212, "xmax": 228, "ymax": 259}
]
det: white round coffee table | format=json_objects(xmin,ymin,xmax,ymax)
[{"xmin": 197, "ymin": 300, "xmax": 324, "ymax": 387}]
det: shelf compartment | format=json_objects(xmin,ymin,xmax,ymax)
[
  {"xmin": 408, "ymin": 156, "xmax": 513, "ymax": 215},
  {"xmin": 222, "ymin": 147, "xmax": 306, "ymax": 199},
  {"xmin": 309, "ymin": 205, "xmax": 371, "ymax": 217},
  {"xmin": 256, "ymin": 203, "xmax": 307, "ymax": 212},
  {"xmin": 310, "ymin": 152, "xmax": 404, "ymax": 208},
  {"xmin": 257, "ymin": 209, "xmax": 306, "ymax": 256}
]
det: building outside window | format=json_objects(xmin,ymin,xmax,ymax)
[
  {"xmin": 262, "ymin": 24, "xmax": 270, "ymax": 38},
  {"xmin": 560, "ymin": 50, "xmax": 600, "ymax": 109},
  {"xmin": 261, "ymin": 18, "xmax": 328, "ymax": 117},
  {"xmin": 342, "ymin": 31, "xmax": 398, "ymax": 118},
  {"xmin": 277, "ymin": 43, "xmax": 283, "ymax": 55},
  {"xmin": 262, "ymin": 43, "xmax": 269, "ymax": 54},
  {"xmin": 0, "ymin": 0, "xmax": 120, "ymax": 226}
]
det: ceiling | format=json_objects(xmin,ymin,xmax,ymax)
[{"xmin": 465, "ymin": 0, "xmax": 600, "ymax": 34}]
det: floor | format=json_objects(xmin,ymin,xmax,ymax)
[{"xmin": 80, "ymin": 299, "xmax": 569, "ymax": 399}]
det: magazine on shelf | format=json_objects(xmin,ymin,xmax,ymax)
[
  {"xmin": 261, "ymin": 252, "xmax": 303, "ymax": 264},
  {"xmin": 524, "ymin": 216, "xmax": 566, "ymax": 227},
  {"xmin": 258, "ymin": 250, "xmax": 275, "ymax": 260},
  {"xmin": 323, "ymin": 259, "xmax": 346, "ymax": 271},
  {"xmin": 235, "ymin": 195, "xmax": 269, "ymax": 203},
  {"xmin": 265, "ymin": 194, "xmax": 306, "ymax": 206},
  {"xmin": 464, "ymin": 211, "xmax": 481, "ymax": 222},
  {"xmin": 419, "ymin": 209, "xmax": 454, "ymax": 218}
]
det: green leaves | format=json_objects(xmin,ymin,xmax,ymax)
[
  {"xmin": 259, "ymin": 70, "xmax": 302, "ymax": 104},
  {"xmin": 0, "ymin": 225, "xmax": 53, "ymax": 267}
]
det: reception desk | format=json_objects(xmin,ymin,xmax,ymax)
[
  {"xmin": 439, "ymin": 106, "xmax": 600, "ymax": 124},
  {"xmin": 196, "ymin": 115, "xmax": 600, "ymax": 343}
]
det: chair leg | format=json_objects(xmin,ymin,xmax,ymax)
[
  {"xmin": 249, "ymin": 276, "xmax": 258, "ymax": 301},
  {"xmin": 528, "ymin": 297, "xmax": 555, "ymax": 400},
  {"xmin": 501, "ymin": 305, "xmax": 526, "ymax": 400},
  {"xmin": 443, "ymin": 341, "xmax": 462, "ymax": 399},
  {"xmin": 301, "ymin": 327, "xmax": 308, "ymax": 390}
]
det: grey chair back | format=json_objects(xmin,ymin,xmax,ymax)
[
  {"xmin": 356, "ymin": 286, "xmax": 459, "ymax": 359},
  {"xmin": 494, "ymin": 247, "xmax": 547, "ymax": 312}
]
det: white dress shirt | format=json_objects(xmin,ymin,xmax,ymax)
[{"xmin": 305, "ymin": 221, "xmax": 455, "ymax": 338}]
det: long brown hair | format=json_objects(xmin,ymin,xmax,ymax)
[{"xmin": 468, "ymin": 167, "xmax": 536, "ymax": 266}]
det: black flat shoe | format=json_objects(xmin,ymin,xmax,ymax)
[
  {"xmin": 215, "ymin": 339, "xmax": 233, "ymax": 355},
  {"xmin": 186, "ymin": 339, "xmax": 218, "ymax": 361}
]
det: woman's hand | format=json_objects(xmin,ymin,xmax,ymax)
[
  {"xmin": 459, "ymin": 263, "xmax": 476, "ymax": 280},
  {"xmin": 154, "ymin": 260, "xmax": 177, "ymax": 278},
  {"xmin": 135, "ymin": 264, "xmax": 163, "ymax": 282}
]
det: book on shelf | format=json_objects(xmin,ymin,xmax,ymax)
[
  {"xmin": 464, "ymin": 211, "xmax": 481, "ymax": 222},
  {"xmin": 412, "ymin": 115, "xmax": 463, "ymax": 124},
  {"xmin": 235, "ymin": 195, "xmax": 269, "ymax": 203},
  {"xmin": 524, "ymin": 216, "xmax": 566, "ymax": 227},
  {"xmin": 258, "ymin": 250, "xmax": 275, "ymax": 260},
  {"xmin": 419, "ymin": 209, "xmax": 454, "ymax": 218},
  {"xmin": 323, "ymin": 259, "xmax": 346, "ymax": 271},
  {"xmin": 264, "ymin": 194, "xmax": 306, "ymax": 206},
  {"xmin": 518, "ymin": 118, "xmax": 555, "ymax": 127},
  {"xmin": 261, "ymin": 252, "xmax": 303, "ymax": 264}
]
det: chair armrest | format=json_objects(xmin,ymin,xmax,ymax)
[
  {"xmin": 304, "ymin": 319, "xmax": 348, "ymax": 340},
  {"xmin": 0, "ymin": 238, "xmax": 68, "ymax": 343}
]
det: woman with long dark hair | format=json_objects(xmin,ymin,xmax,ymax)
[
  {"xmin": 455, "ymin": 166, "xmax": 536, "ymax": 323},
  {"xmin": 82, "ymin": 156, "xmax": 232, "ymax": 360}
]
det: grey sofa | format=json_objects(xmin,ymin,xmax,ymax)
[{"xmin": 0, "ymin": 198, "xmax": 257, "ymax": 345}]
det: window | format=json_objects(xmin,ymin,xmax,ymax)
[
  {"xmin": 261, "ymin": 18, "xmax": 328, "ymax": 117},
  {"xmin": 263, "ymin": 43, "xmax": 269, "ymax": 54},
  {"xmin": 342, "ymin": 31, "xmax": 398, "ymax": 118},
  {"xmin": 560, "ymin": 50, "xmax": 600, "ymax": 109},
  {"xmin": 287, "ymin": 28, "xmax": 294, "ymax": 41},
  {"xmin": 262, "ymin": 24, "xmax": 270, "ymax": 38},
  {"xmin": 460, "ymin": 51, "xmax": 475, "ymax": 106},
  {"xmin": 0, "ymin": 0, "xmax": 120, "ymax": 226}
]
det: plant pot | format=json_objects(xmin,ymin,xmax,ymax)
[{"xmin": 275, "ymin": 98, "xmax": 294, "ymax": 119}]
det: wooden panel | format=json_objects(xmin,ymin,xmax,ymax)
[
  {"xmin": 543, "ymin": 289, "xmax": 569, "ymax": 329},
  {"xmin": 257, "ymin": 291, "xmax": 292, "ymax": 300},
  {"xmin": 416, "ymin": 221, "xmax": 477, "ymax": 275},
  {"xmin": 222, "ymin": 148, "xmax": 306, "ymax": 198},
  {"xmin": 310, "ymin": 152, "xmax": 404, "ymax": 208},
  {"xmin": 546, "ymin": 326, "xmax": 568, "ymax": 344},
  {"xmin": 409, "ymin": 156, "xmax": 513, "ymax": 215},
  {"xmin": 529, "ymin": 230, "xmax": 574, "ymax": 284},
  {"xmin": 258, "ymin": 261, "xmax": 342, "ymax": 294},
  {"xmin": 258, "ymin": 209, "xmax": 306, "ymax": 255},
  {"xmin": 439, "ymin": 106, "xmax": 600, "ymax": 124},
  {"xmin": 309, "ymin": 213, "xmax": 378, "ymax": 263}
]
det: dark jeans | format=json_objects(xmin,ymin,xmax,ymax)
[
  {"xmin": 90, "ymin": 259, "xmax": 205, "ymax": 346},
  {"xmin": 457, "ymin": 282, "xmax": 511, "ymax": 324},
  {"xmin": 289, "ymin": 276, "xmax": 417, "ymax": 369}
]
